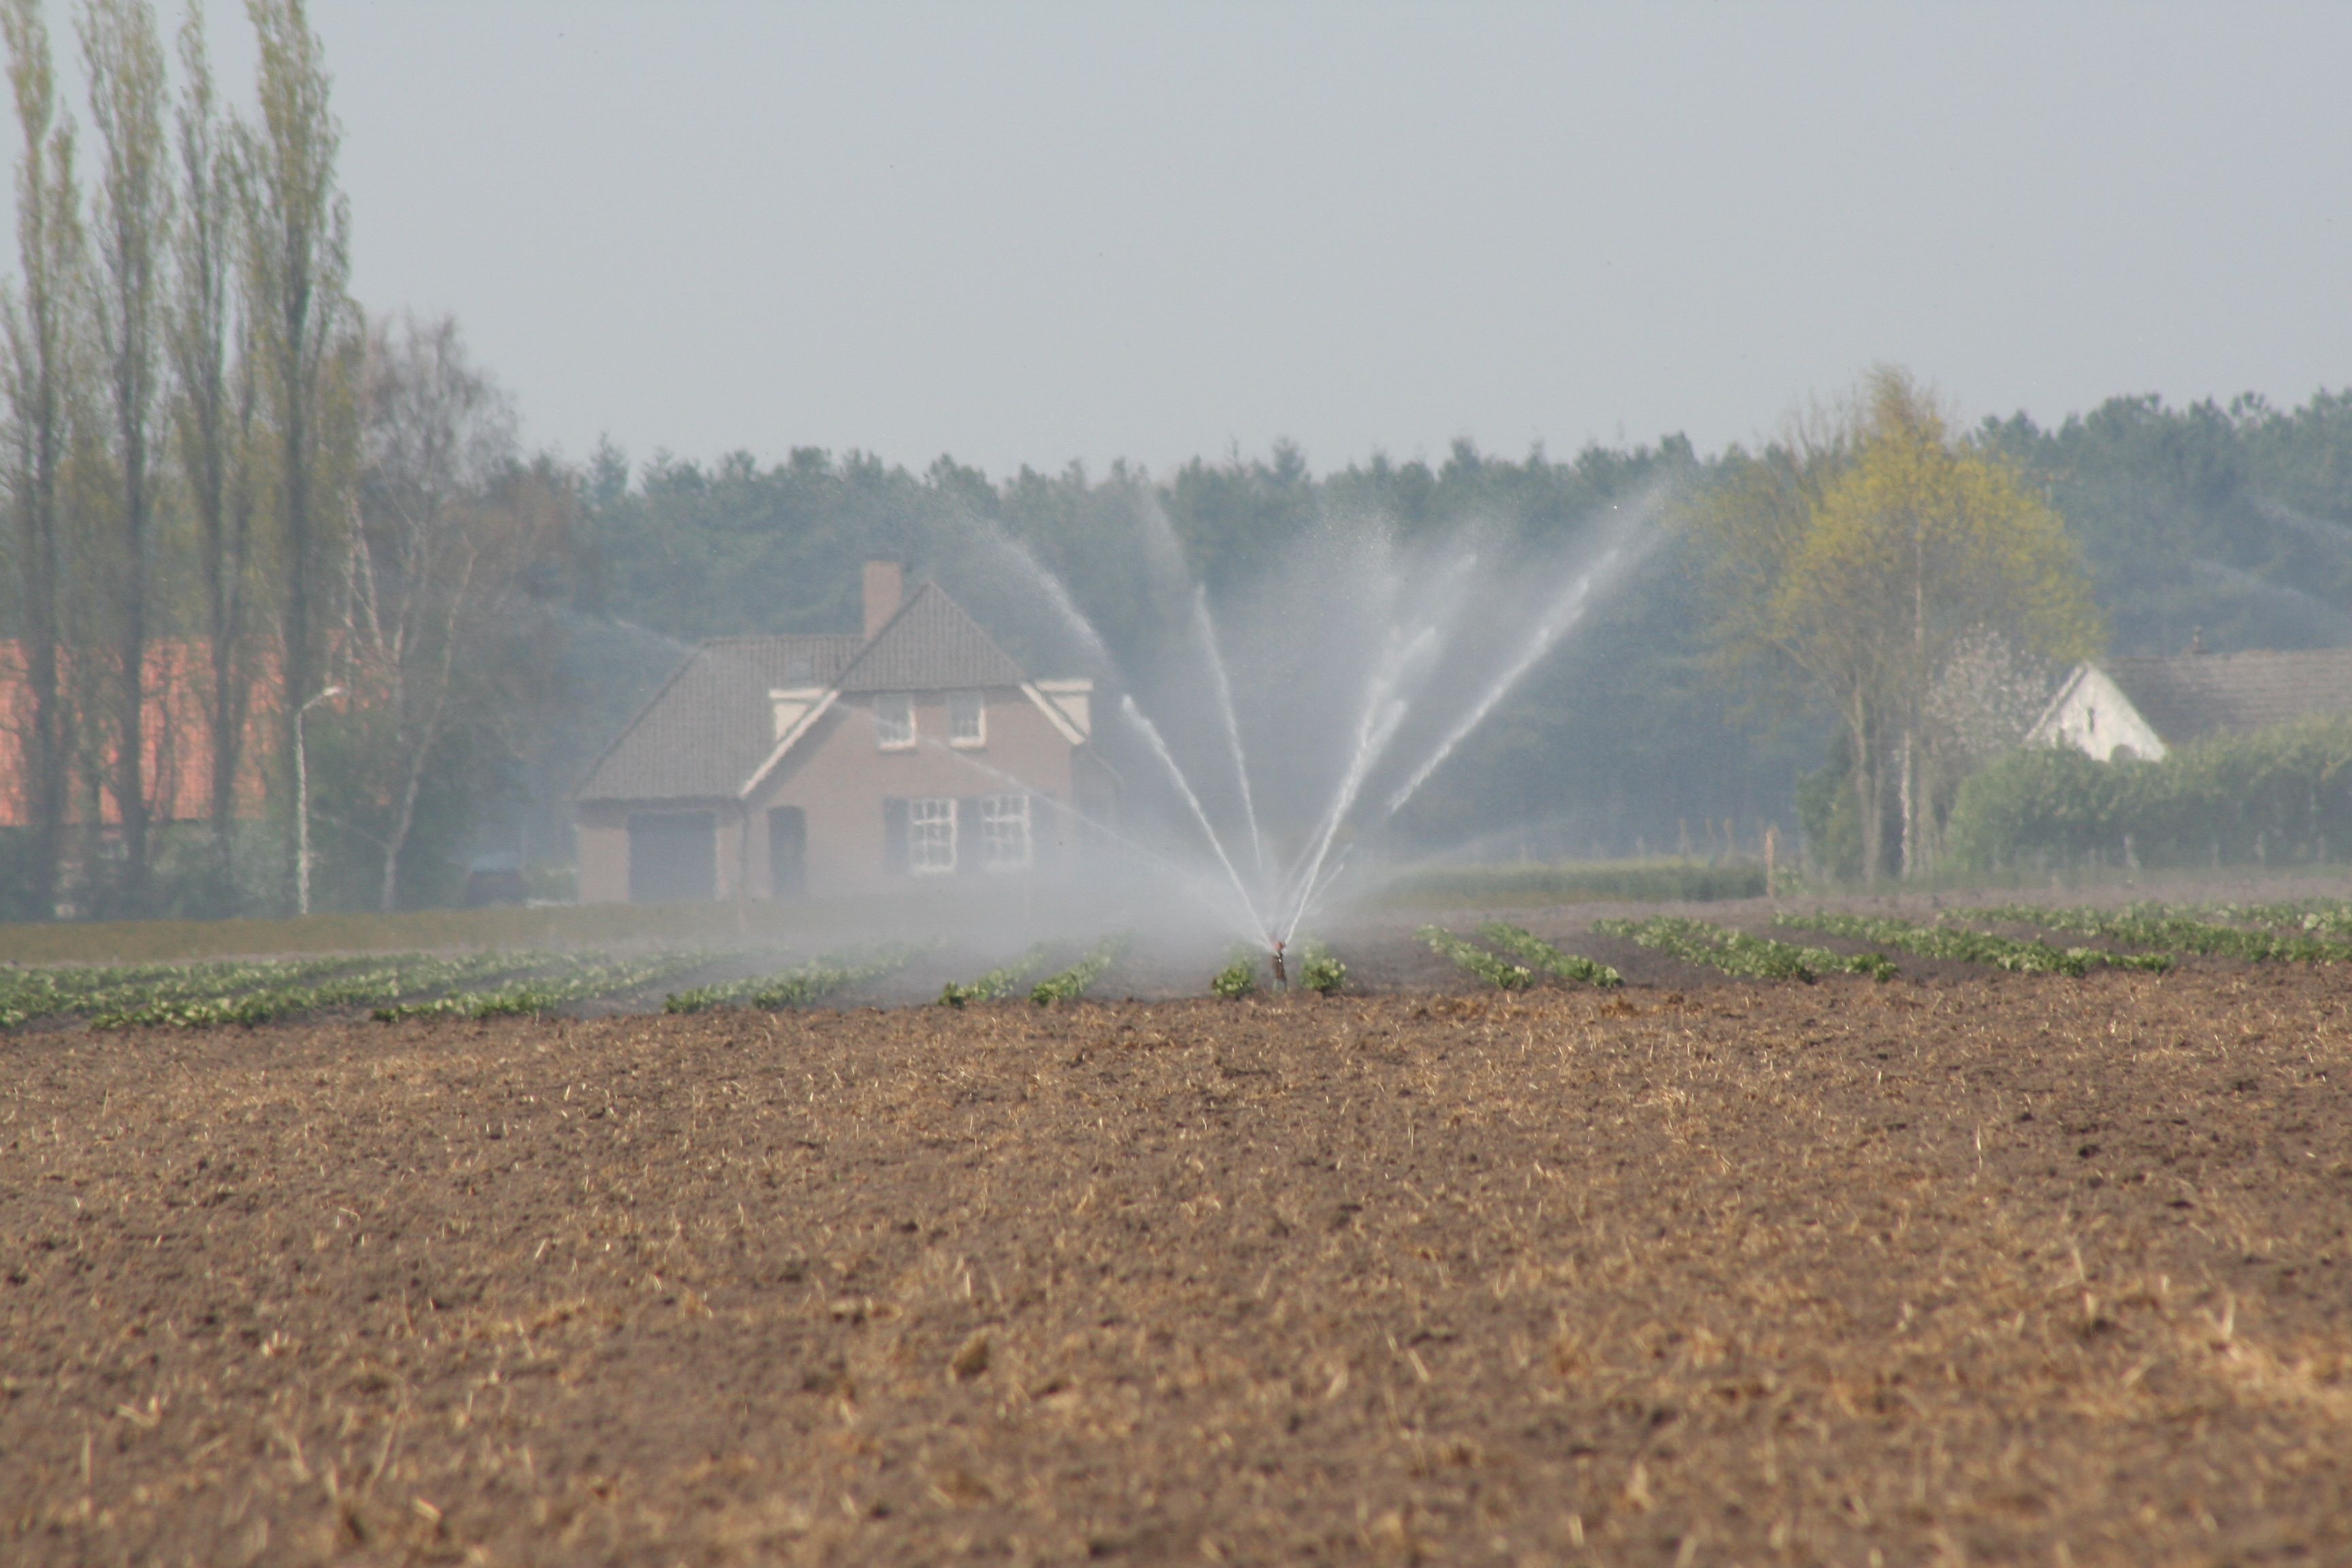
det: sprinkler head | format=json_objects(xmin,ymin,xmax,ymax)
[{"xmin": 1272, "ymin": 940, "xmax": 1288, "ymax": 990}]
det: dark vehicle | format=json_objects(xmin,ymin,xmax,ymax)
[{"xmin": 461, "ymin": 852, "xmax": 528, "ymax": 908}]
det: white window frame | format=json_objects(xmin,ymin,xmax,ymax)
[
  {"xmin": 874, "ymin": 692, "xmax": 915, "ymax": 750},
  {"xmin": 949, "ymin": 690, "xmax": 986, "ymax": 749},
  {"xmin": 979, "ymin": 793, "xmax": 1032, "ymax": 871},
  {"xmin": 908, "ymin": 797, "xmax": 957, "ymax": 874}
]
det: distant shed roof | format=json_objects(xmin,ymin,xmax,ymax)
[
  {"xmin": 2106, "ymin": 649, "xmax": 2352, "ymax": 745},
  {"xmin": 571, "ymin": 634, "xmax": 860, "ymax": 802}
]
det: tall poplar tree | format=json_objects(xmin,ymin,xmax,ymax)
[
  {"xmin": 1, "ymin": 0, "xmax": 84, "ymax": 917},
  {"xmin": 169, "ymin": 2, "xmax": 257, "ymax": 906},
  {"xmin": 80, "ymin": 0, "xmax": 171, "ymax": 913},
  {"xmin": 239, "ymin": 0, "xmax": 348, "ymax": 907}
]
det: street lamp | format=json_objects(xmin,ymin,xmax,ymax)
[{"xmin": 295, "ymin": 685, "xmax": 344, "ymax": 917}]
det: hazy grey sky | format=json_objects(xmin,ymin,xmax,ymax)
[{"xmin": 27, "ymin": 1, "xmax": 2352, "ymax": 476}]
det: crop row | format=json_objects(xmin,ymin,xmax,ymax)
[
  {"xmin": 1595, "ymin": 917, "xmax": 1897, "ymax": 983},
  {"xmin": 1029, "ymin": 937, "xmax": 1130, "ymax": 1006},
  {"xmin": 100, "ymin": 952, "xmax": 568, "ymax": 1028},
  {"xmin": 1970, "ymin": 903, "xmax": 2352, "ymax": 964},
  {"xmin": 1420, "ymin": 924, "xmax": 1621, "ymax": 991},
  {"xmin": 1477, "ymin": 924, "xmax": 1622, "ymax": 987},
  {"xmin": 938, "ymin": 945, "xmax": 1052, "ymax": 1008},
  {"xmin": 1777, "ymin": 913, "xmax": 2170, "ymax": 977},
  {"xmin": 384, "ymin": 951, "xmax": 725, "ymax": 1021},
  {"xmin": 664, "ymin": 948, "xmax": 915, "ymax": 1014}
]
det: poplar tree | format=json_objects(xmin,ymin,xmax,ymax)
[
  {"xmin": 169, "ymin": 3, "xmax": 258, "ymax": 906},
  {"xmin": 239, "ymin": 0, "xmax": 348, "ymax": 907},
  {"xmin": 1, "ymin": 0, "xmax": 84, "ymax": 916},
  {"xmin": 79, "ymin": 0, "xmax": 171, "ymax": 913}
]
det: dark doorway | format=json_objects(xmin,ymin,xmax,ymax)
[
  {"xmin": 627, "ymin": 811, "xmax": 717, "ymax": 902},
  {"xmin": 767, "ymin": 806, "xmax": 807, "ymax": 898}
]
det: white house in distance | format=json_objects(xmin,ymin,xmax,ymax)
[{"xmin": 2027, "ymin": 647, "xmax": 2352, "ymax": 762}]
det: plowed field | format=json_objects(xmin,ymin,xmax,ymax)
[{"xmin": 4, "ymin": 968, "xmax": 2349, "ymax": 1565}]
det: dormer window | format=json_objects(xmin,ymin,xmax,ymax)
[
  {"xmin": 949, "ymin": 691, "xmax": 985, "ymax": 748},
  {"xmin": 875, "ymin": 693, "xmax": 915, "ymax": 750}
]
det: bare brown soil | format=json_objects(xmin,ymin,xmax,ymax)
[{"xmin": 4, "ymin": 969, "xmax": 2350, "ymax": 1565}]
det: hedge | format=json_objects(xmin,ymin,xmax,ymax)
[{"xmin": 1947, "ymin": 717, "xmax": 2352, "ymax": 871}]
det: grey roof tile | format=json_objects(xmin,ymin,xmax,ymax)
[
  {"xmin": 571, "ymin": 634, "xmax": 862, "ymax": 802},
  {"xmin": 2106, "ymin": 649, "xmax": 2352, "ymax": 745},
  {"xmin": 836, "ymin": 583, "xmax": 1030, "ymax": 693}
]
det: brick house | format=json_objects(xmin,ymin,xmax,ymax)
[{"xmin": 570, "ymin": 563, "xmax": 1111, "ymax": 902}]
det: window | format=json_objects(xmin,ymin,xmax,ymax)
[
  {"xmin": 979, "ymin": 793, "xmax": 1031, "ymax": 870},
  {"xmin": 875, "ymin": 692, "xmax": 915, "ymax": 749},
  {"xmin": 908, "ymin": 797, "xmax": 956, "ymax": 874},
  {"xmin": 949, "ymin": 691, "xmax": 985, "ymax": 747}
]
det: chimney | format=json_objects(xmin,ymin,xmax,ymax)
[{"xmin": 862, "ymin": 559, "xmax": 902, "ymax": 640}]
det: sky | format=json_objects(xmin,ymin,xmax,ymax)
[{"xmin": 18, "ymin": 1, "xmax": 2352, "ymax": 478}]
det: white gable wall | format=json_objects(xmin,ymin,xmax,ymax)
[{"xmin": 2025, "ymin": 664, "xmax": 2169, "ymax": 762}]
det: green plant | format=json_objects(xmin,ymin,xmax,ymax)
[
  {"xmin": 1476, "ymin": 923, "xmax": 1622, "ymax": 987},
  {"xmin": 1594, "ymin": 916, "xmax": 1896, "ymax": 983},
  {"xmin": 1031, "ymin": 937, "xmax": 1128, "ymax": 1006},
  {"xmin": 1948, "ymin": 717, "xmax": 2352, "ymax": 872},
  {"xmin": 384, "ymin": 951, "xmax": 721, "ymax": 1021},
  {"xmin": 938, "ymin": 945, "xmax": 1051, "ymax": 1008},
  {"xmin": 1966, "ymin": 903, "xmax": 2349, "ymax": 965},
  {"xmin": 1419, "ymin": 926, "xmax": 1533, "ymax": 990},
  {"xmin": 1210, "ymin": 949, "xmax": 1259, "ymax": 999},
  {"xmin": 1774, "ymin": 911, "xmax": 2170, "ymax": 977},
  {"xmin": 665, "ymin": 947, "xmax": 915, "ymax": 1013},
  {"xmin": 1297, "ymin": 940, "xmax": 1348, "ymax": 995}
]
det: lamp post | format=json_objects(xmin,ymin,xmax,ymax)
[{"xmin": 295, "ymin": 685, "xmax": 343, "ymax": 917}]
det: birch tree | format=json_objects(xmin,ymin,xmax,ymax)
[{"xmin": 344, "ymin": 313, "xmax": 549, "ymax": 910}]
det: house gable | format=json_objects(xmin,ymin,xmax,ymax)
[
  {"xmin": 835, "ymin": 583, "xmax": 1030, "ymax": 694},
  {"xmin": 2027, "ymin": 647, "xmax": 2352, "ymax": 762},
  {"xmin": 2027, "ymin": 664, "xmax": 2168, "ymax": 762}
]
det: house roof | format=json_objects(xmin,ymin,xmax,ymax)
[
  {"xmin": 570, "ymin": 634, "xmax": 861, "ymax": 803},
  {"xmin": 2104, "ymin": 649, "xmax": 2352, "ymax": 745},
  {"xmin": 570, "ymin": 583, "xmax": 1039, "ymax": 804},
  {"xmin": 836, "ymin": 583, "xmax": 1030, "ymax": 693}
]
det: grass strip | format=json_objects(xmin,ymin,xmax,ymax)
[
  {"xmin": 1477, "ymin": 923, "xmax": 1622, "ymax": 987},
  {"xmin": 1595, "ymin": 916, "xmax": 1896, "ymax": 983},
  {"xmin": 664, "ymin": 947, "xmax": 914, "ymax": 1014},
  {"xmin": 1419, "ymin": 926, "xmax": 1534, "ymax": 990},
  {"xmin": 1030, "ymin": 936, "xmax": 1130, "ymax": 1006},
  {"xmin": 1778, "ymin": 912, "xmax": 2170, "ymax": 977}
]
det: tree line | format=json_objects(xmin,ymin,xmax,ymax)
[
  {"xmin": 7, "ymin": 12, "xmax": 2351, "ymax": 916},
  {"xmin": 0, "ymin": 0, "xmax": 564, "ymax": 920}
]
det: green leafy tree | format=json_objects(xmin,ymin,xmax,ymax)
[{"xmin": 1704, "ymin": 369, "xmax": 2100, "ymax": 883}]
